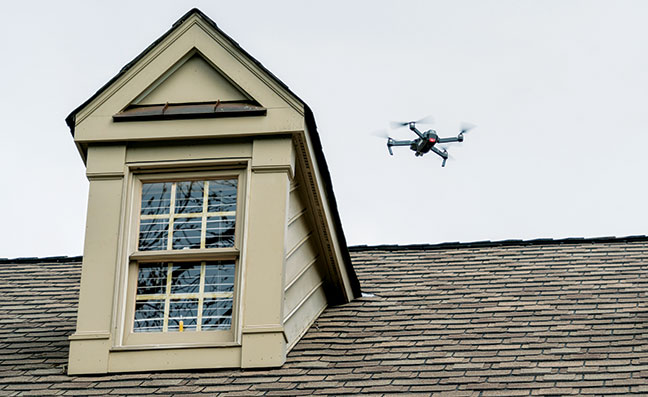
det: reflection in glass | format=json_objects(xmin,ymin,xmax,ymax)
[
  {"xmin": 170, "ymin": 263, "xmax": 201, "ymax": 294},
  {"xmin": 133, "ymin": 300, "xmax": 164, "ymax": 332},
  {"xmin": 133, "ymin": 261, "xmax": 235, "ymax": 333},
  {"xmin": 175, "ymin": 181, "xmax": 204, "ymax": 214},
  {"xmin": 208, "ymin": 179, "xmax": 237, "ymax": 213},
  {"xmin": 202, "ymin": 298, "xmax": 233, "ymax": 330},
  {"xmin": 141, "ymin": 183, "xmax": 171, "ymax": 216},
  {"xmin": 204, "ymin": 262, "xmax": 235, "ymax": 293},
  {"xmin": 173, "ymin": 217, "xmax": 202, "ymax": 249},
  {"xmin": 138, "ymin": 218, "xmax": 169, "ymax": 251},
  {"xmin": 137, "ymin": 264, "xmax": 167, "ymax": 295},
  {"xmin": 205, "ymin": 216, "xmax": 236, "ymax": 248},
  {"xmin": 168, "ymin": 299, "xmax": 198, "ymax": 332}
]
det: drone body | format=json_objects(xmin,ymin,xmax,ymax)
[{"xmin": 386, "ymin": 120, "xmax": 471, "ymax": 167}]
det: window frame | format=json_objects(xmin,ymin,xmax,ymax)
[{"xmin": 120, "ymin": 167, "xmax": 246, "ymax": 347}]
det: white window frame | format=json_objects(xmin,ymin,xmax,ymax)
[{"xmin": 118, "ymin": 166, "xmax": 247, "ymax": 348}]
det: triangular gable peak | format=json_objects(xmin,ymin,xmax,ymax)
[
  {"xmin": 66, "ymin": 9, "xmax": 360, "ymax": 375},
  {"xmin": 69, "ymin": 9, "xmax": 304, "ymax": 157},
  {"xmin": 134, "ymin": 52, "xmax": 251, "ymax": 105}
]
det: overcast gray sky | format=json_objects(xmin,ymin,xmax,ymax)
[{"xmin": 1, "ymin": 1, "xmax": 647, "ymax": 258}]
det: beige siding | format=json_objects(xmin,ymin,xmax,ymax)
[{"xmin": 283, "ymin": 181, "xmax": 327, "ymax": 349}]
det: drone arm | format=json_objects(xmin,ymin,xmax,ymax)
[
  {"xmin": 386, "ymin": 138, "xmax": 413, "ymax": 156},
  {"xmin": 408, "ymin": 123, "xmax": 426, "ymax": 139},
  {"xmin": 430, "ymin": 146, "xmax": 449, "ymax": 167},
  {"xmin": 437, "ymin": 135, "xmax": 464, "ymax": 144}
]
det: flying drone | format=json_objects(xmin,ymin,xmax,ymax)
[{"xmin": 384, "ymin": 117, "xmax": 473, "ymax": 167}]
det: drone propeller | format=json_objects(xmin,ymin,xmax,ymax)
[
  {"xmin": 370, "ymin": 129, "xmax": 390, "ymax": 139},
  {"xmin": 389, "ymin": 115, "xmax": 435, "ymax": 129},
  {"xmin": 459, "ymin": 122, "xmax": 476, "ymax": 135}
]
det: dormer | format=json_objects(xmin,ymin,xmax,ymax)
[{"xmin": 66, "ymin": 9, "xmax": 360, "ymax": 375}]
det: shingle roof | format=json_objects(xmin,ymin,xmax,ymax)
[{"xmin": 1, "ymin": 236, "xmax": 647, "ymax": 396}]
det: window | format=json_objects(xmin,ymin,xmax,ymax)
[
  {"xmin": 133, "ymin": 261, "xmax": 235, "ymax": 332},
  {"xmin": 123, "ymin": 172, "xmax": 244, "ymax": 345},
  {"xmin": 138, "ymin": 179, "xmax": 237, "ymax": 251}
]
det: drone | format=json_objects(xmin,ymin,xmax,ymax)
[{"xmin": 384, "ymin": 117, "xmax": 473, "ymax": 167}]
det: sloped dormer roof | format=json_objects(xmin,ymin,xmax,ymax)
[{"xmin": 1, "ymin": 236, "xmax": 646, "ymax": 394}]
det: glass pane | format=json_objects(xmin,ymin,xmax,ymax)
[
  {"xmin": 133, "ymin": 300, "xmax": 164, "ymax": 332},
  {"xmin": 170, "ymin": 263, "xmax": 201, "ymax": 294},
  {"xmin": 137, "ymin": 264, "xmax": 167, "ymax": 295},
  {"xmin": 168, "ymin": 299, "xmax": 198, "ymax": 332},
  {"xmin": 205, "ymin": 216, "xmax": 236, "ymax": 248},
  {"xmin": 138, "ymin": 218, "xmax": 169, "ymax": 251},
  {"xmin": 175, "ymin": 181, "xmax": 204, "ymax": 214},
  {"xmin": 208, "ymin": 179, "xmax": 237, "ymax": 213},
  {"xmin": 141, "ymin": 182, "xmax": 171, "ymax": 216},
  {"xmin": 202, "ymin": 298, "xmax": 233, "ymax": 330},
  {"xmin": 172, "ymin": 217, "xmax": 202, "ymax": 249},
  {"xmin": 204, "ymin": 261, "xmax": 235, "ymax": 293}
]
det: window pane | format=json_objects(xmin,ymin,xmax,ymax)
[
  {"xmin": 133, "ymin": 300, "xmax": 164, "ymax": 332},
  {"xmin": 202, "ymin": 298, "xmax": 233, "ymax": 330},
  {"xmin": 141, "ymin": 182, "xmax": 171, "ymax": 216},
  {"xmin": 170, "ymin": 263, "xmax": 201, "ymax": 294},
  {"xmin": 138, "ymin": 218, "xmax": 169, "ymax": 251},
  {"xmin": 204, "ymin": 261, "xmax": 235, "ymax": 293},
  {"xmin": 175, "ymin": 181, "xmax": 204, "ymax": 214},
  {"xmin": 173, "ymin": 217, "xmax": 202, "ymax": 249},
  {"xmin": 137, "ymin": 264, "xmax": 167, "ymax": 295},
  {"xmin": 168, "ymin": 299, "xmax": 198, "ymax": 332},
  {"xmin": 208, "ymin": 179, "xmax": 237, "ymax": 213},
  {"xmin": 205, "ymin": 216, "xmax": 236, "ymax": 248}
]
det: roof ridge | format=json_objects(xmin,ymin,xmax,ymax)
[
  {"xmin": 0, "ymin": 255, "xmax": 83, "ymax": 264},
  {"xmin": 349, "ymin": 234, "xmax": 648, "ymax": 252}
]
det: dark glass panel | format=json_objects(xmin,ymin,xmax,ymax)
[
  {"xmin": 208, "ymin": 179, "xmax": 238, "ymax": 213},
  {"xmin": 204, "ymin": 262, "xmax": 235, "ymax": 293},
  {"xmin": 172, "ymin": 217, "xmax": 202, "ymax": 249},
  {"xmin": 168, "ymin": 299, "xmax": 198, "ymax": 332},
  {"xmin": 175, "ymin": 181, "xmax": 204, "ymax": 214},
  {"xmin": 133, "ymin": 300, "xmax": 164, "ymax": 332},
  {"xmin": 138, "ymin": 218, "xmax": 169, "ymax": 251},
  {"xmin": 170, "ymin": 263, "xmax": 201, "ymax": 294},
  {"xmin": 205, "ymin": 216, "xmax": 236, "ymax": 248},
  {"xmin": 141, "ymin": 182, "xmax": 171, "ymax": 216},
  {"xmin": 136, "ymin": 264, "xmax": 167, "ymax": 295},
  {"xmin": 202, "ymin": 298, "xmax": 233, "ymax": 330}
]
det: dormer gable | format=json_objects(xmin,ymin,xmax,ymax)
[{"xmin": 66, "ymin": 8, "xmax": 360, "ymax": 375}]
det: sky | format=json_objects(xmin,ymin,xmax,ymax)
[{"xmin": 1, "ymin": 1, "xmax": 648, "ymax": 258}]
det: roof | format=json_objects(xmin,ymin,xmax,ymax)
[
  {"xmin": 1, "ymin": 236, "xmax": 646, "ymax": 395},
  {"xmin": 64, "ymin": 8, "xmax": 360, "ymax": 299}
]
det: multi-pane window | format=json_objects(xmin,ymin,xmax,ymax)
[
  {"xmin": 138, "ymin": 179, "xmax": 237, "ymax": 251},
  {"xmin": 133, "ymin": 261, "xmax": 235, "ymax": 332}
]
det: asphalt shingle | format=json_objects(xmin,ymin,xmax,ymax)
[{"xmin": 0, "ymin": 237, "xmax": 646, "ymax": 395}]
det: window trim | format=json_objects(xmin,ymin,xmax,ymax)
[{"xmin": 118, "ymin": 167, "xmax": 247, "ymax": 348}]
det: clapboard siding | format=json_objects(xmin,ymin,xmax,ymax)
[
  {"xmin": 283, "ymin": 180, "xmax": 327, "ymax": 349},
  {"xmin": 283, "ymin": 283, "xmax": 327, "ymax": 350}
]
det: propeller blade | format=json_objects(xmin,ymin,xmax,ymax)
[
  {"xmin": 460, "ymin": 122, "xmax": 475, "ymax": 135},
  {"xmin": 371, "ymin": 129, "xmax": 390, "ymax": 139},
  {"xmin": 389, "ymin": 115, "xmax": 435, "ymax": 129}
]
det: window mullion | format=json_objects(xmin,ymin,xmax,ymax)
[
  {"xmin": 201, "ymin": 181, "xmax": 209, "ymax": 249},
  {"xmin": 167, "ymin": 183, "xmax": 177, "ymax": 250},
  {"xmin": 163, "ymin": 263, "xmax": 172, "ymax": 332},
  {"xmin": 197, "ymin": 261, "xmax": 206, "ymax": 331}
]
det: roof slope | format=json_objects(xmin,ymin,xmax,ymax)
[{"xmin": 1, "ymin": 237, "xmax": 647, "ymax": 395}]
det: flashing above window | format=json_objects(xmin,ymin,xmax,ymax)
[{"xmin": 113, "ymin": 100, "xmax": 266, "ymax": 122}]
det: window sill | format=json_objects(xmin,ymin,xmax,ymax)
[
  {"xmin": 130, "ymin": 247, "xmax": 239, "ymax": 262},
  {"xmin": 111, "ymin": 341, "xmax": 241, "ymax": 351}
]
